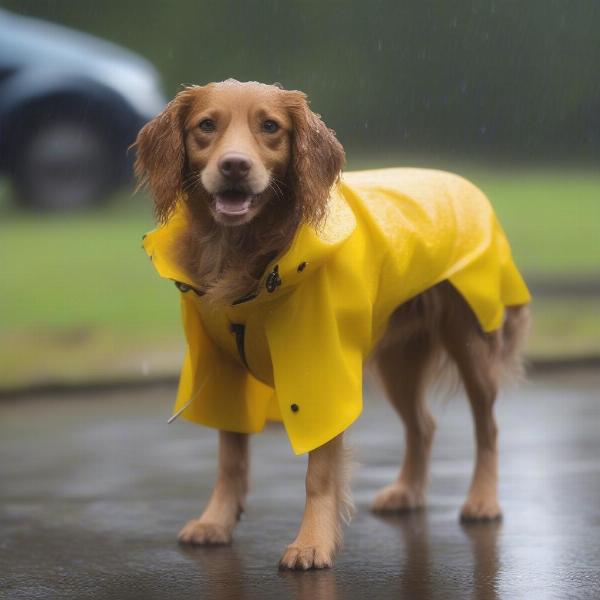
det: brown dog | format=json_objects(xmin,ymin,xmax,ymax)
[{"xmin": 135, "ymin": 79, "xmax": 530, "ymax": 570}]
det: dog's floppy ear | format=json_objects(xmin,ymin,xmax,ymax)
[
  {"xmin": 283, "ymin": 90, "xmax": 345, "ymax": 226},
  {"xmin": 134, "ymin": 88, "xmax": 195, "ymax": 223}
]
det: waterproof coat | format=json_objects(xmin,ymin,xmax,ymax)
[{"xmin": 143, "ymin": 168, "xmax": 531, "ymax": 454}]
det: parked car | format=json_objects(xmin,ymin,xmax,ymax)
[{"xmin": 0, "ymin": 9, "xmax": 166, "ymax": 210}]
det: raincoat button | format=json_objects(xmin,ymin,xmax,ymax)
[
  {"xmin": 266, "ymin": 265, "xmax": 282, "ymax": 293},
  {"xmin": 291, "ymin": 403, "xmax": 299, "ymax": 413},
  {"xmin": 297, "ymin": 262, "xmax": 307, "ymax": 272},
  {"xmin": 175, "ymin": 281, "xmax": 191, "ymax": 293}
]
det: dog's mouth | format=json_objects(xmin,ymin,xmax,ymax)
[{"xmin": 214, "ymin": 189, "xmax": 256, "ymax": 216}]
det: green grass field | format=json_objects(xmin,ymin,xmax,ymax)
[{"xmin": 1, "ymin": 165, "xmax": 599, "ymax": 387}]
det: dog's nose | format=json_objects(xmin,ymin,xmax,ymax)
[{"xmin": 218, "ymin": 153, "xmax": 252, "ymax": 181}]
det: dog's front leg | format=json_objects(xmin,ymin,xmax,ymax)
[
  {"xmin": 179, "ymin": 430, "xmax": 249, "ymax": 545},
  {"xmin": 279, "ymin": 433, "xmax": 350, "ymax": 570}
]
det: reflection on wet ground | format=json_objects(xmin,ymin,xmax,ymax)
[{"xmin": 1, "ymin": 371, "xmax": 599, "ymax": 599}]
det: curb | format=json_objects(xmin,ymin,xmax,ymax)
[
  {"xmin": 528, "ymin": 279, "xmax": 600, "ymax": 298},
  {"xmin": 527, "ymin": 355, "xmax": 600, "ymax": 374},
  {"xmin": 0, "ymin": 375, "xmax": 178, "ymax": 401},
  {"xmin": 1, "ymin": 355, "xmax": 599, "ymax": 401}
]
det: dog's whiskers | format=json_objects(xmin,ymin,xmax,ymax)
[
  {"xmin": 182, "ymin": 172, "xmax": 203, "ymax": 194},
  {"xmin": 268, "ymin": 177, "xmax": 286, "ymax": 202}
]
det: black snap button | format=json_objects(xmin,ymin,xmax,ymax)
[
  {"xmin": 291, "ymin": 403, "xmax": 299, "ymax": 413},
  {"xmin": 175, "ymin": 281, "xmax": 191, "ymax": 293},
  {"xmin": 266, "ymin": 265, "xmax": 282, "ymax": 293},
  {"xmin": 297, "ymin": 262, "xmax": 307, "ymax": 272}
]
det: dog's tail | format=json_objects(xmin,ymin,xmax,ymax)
[
  {"xmin": 429, "ymin": 301, "xmax": 531, "ymax": 397},
  {"xmin": 500, "ymin": 304, "xmax": 531, "ymax": 383}
]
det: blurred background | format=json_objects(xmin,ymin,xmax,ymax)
[{"xmin": 0, "ymin": 0, "xmax": 599, "ymax": 389}]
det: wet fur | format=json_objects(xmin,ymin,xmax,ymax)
[
  {"xmin": 135, "ymin": 80, "xmax": 344, "ymax": 304},
  {"xmin": 134, "ymin": 81, "xmax": 530, "ymax": 570}
]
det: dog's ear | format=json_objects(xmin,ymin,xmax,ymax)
[
  {"xmin": 134, "ymin": 88, "xmax": 195, "ymax": 223},
  {"xmin": 283, "ymin": 90, "xmax": 345, "ymax": 226}
]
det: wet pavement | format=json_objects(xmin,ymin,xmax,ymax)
[{"xmin": 1, "ymin": 371, "xmax": 600, "ymax": 599}]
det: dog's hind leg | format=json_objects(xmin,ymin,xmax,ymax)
[
  {"xmin": 370, "ymin": 329, "xmax": 437, "ymax": 513},
  {"xmin": 440, "ymin": 296, "xmax": 503, "ymax": 522},
  {"xmin": 279, "ymin": 433, "xmax": 350, "ymax": 570},
  {"xmin": 178, "ymin": 431, "xmax": 249, "ymax": 545}
]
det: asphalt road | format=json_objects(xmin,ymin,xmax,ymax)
[{"xmin": 1, "ymin": 370, "xmax": 599, "ymax": 599}]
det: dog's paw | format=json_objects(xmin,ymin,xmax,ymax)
[
  {"xmin": 178, "ymin": 519, "xmax": 232, "ymax": 545},
  {"xmin": 279, "ymin": 545, "xmax": 334, "ymax": 571},
  {"xmin": 460, "ymin": 495, "xmax": 502, "ymax": 522},
  {"xmin": 370, "ymin": 482, "xmax": 425, "ymax": 513}
]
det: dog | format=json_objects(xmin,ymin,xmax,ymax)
[{"xmin": 135, "ymin": 79, "xmax": 531, "ymax": 570}]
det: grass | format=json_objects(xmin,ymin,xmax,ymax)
[
  {"xmin": 465, "ymin": 168, "xmax": 600, "ymax": 277},
  {"xmin": 529, "ymin": 297, "xmax": 600, "ymax": 358},
  {"xmin": 0, "ymin": 198, "xmax": 177, "ymax": 331},
  {"xmin": 1, "ymin": 164, "xmax": 599, "ymax": 387},
  {"xmin": 0, "ymin": 193, "xmax": 184, "ymax": 386}
]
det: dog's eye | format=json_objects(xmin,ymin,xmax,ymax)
[
  {"xmin": 262, "ymin": 119, "xmax": 279, "ymax": 133},
  {"xmin": 198, "ymin": 118, "xmax": 216, "ymax": 133}
]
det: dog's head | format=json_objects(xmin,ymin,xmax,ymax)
[{"xmin": 135, "ymin": 80, "xmax": 345, "ymax": 228}]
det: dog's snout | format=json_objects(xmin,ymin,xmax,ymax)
[{"xmin": 218, "ymin": 153, "xmax": 252, "ymax": 181}]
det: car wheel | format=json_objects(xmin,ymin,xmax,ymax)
[{"xmin": 12, "ymin": 117, "xmax": 121, "ymax": 211}]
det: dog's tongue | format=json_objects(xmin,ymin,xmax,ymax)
[{"xmin": 215, "ymin": 192, "xmax": 253, "ymax": 215}]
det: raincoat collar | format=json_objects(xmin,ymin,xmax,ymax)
[{"xmin": 143, "ymin": 183, "xmax": 356, "ymax": 304}]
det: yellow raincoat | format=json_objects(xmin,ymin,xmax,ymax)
[{"xmin": 143, "ymin": 168, "xmax": 531, "ymax": 454}]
